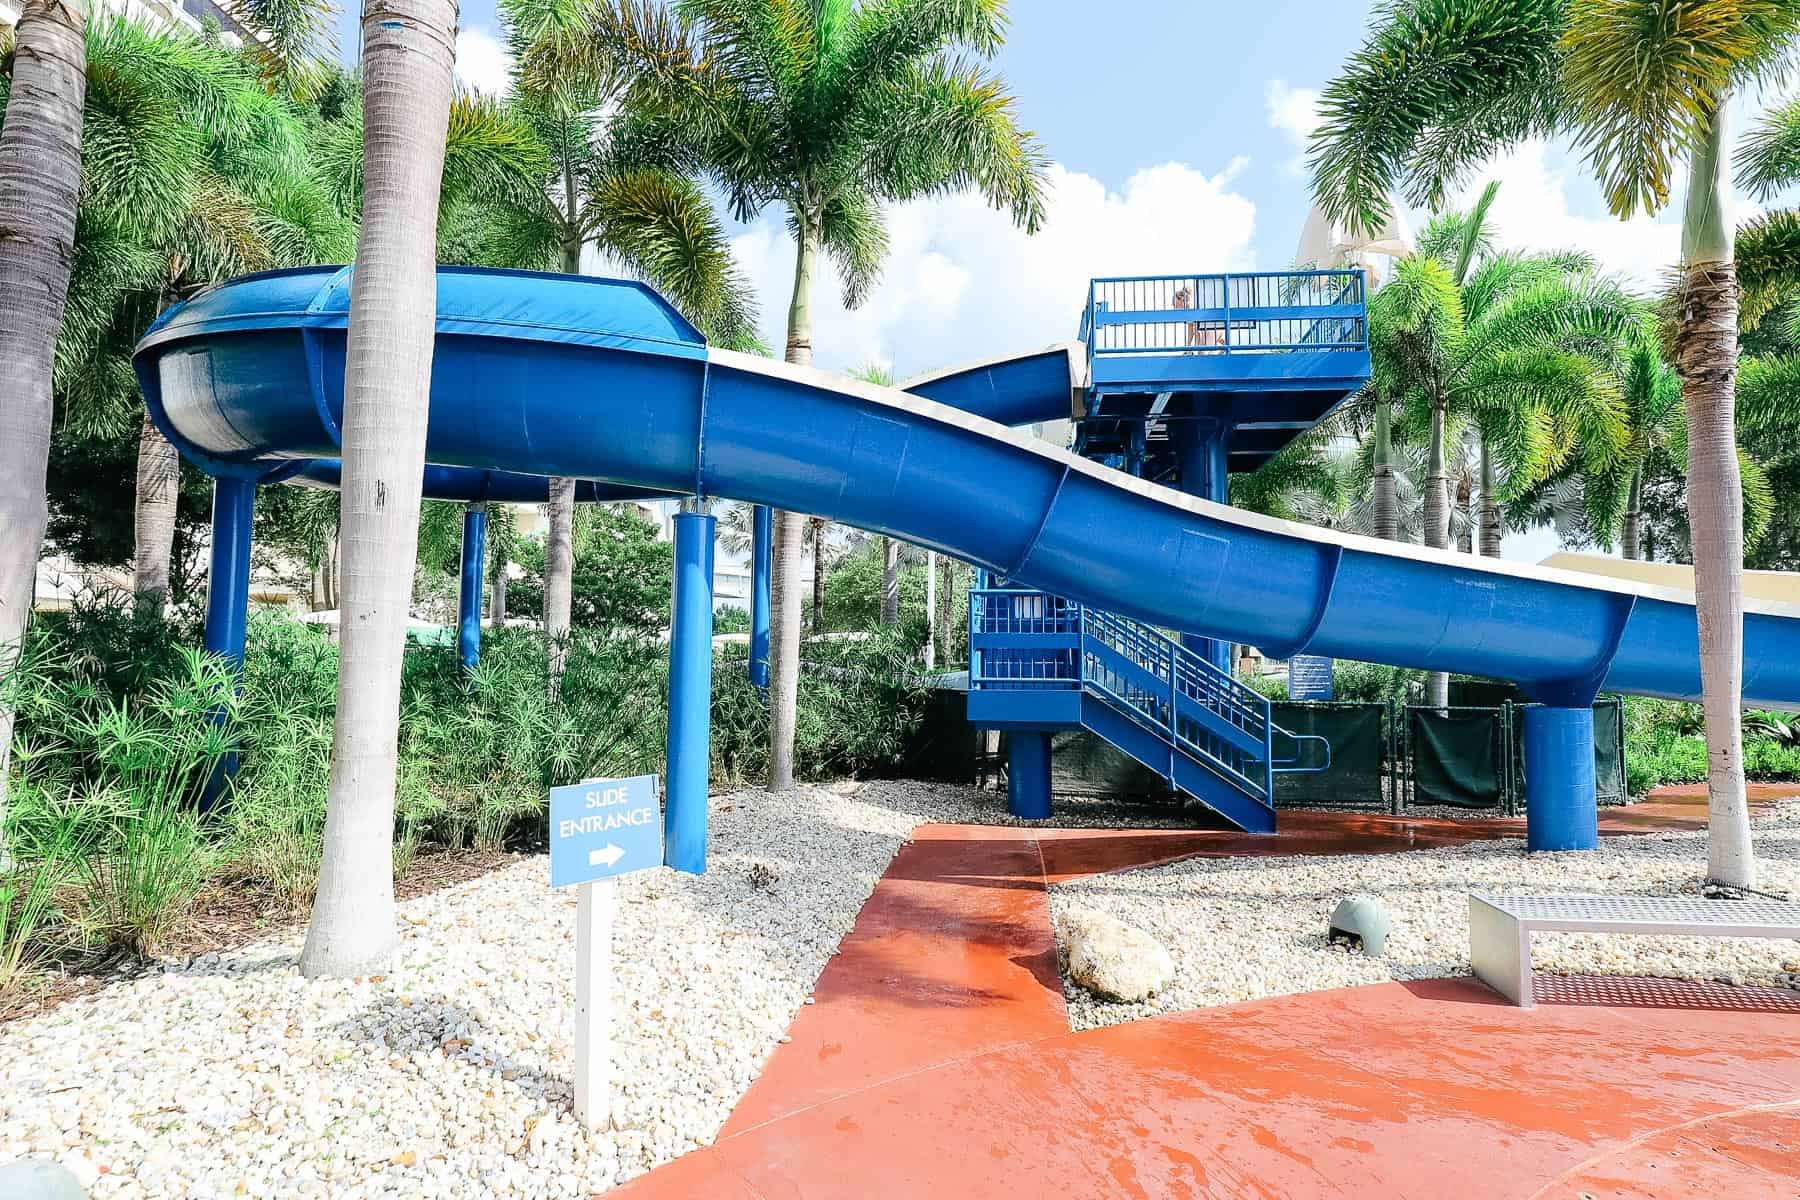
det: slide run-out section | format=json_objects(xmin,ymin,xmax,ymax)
[{"xmin": 135, "ymin": 265, "xmax": 1800, "ymax": 712}]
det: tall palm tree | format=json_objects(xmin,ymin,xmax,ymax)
[
  {"xmin": 53, "ymin": 19, "xmax": 354, "ymax": 616},
  {"xmin": 584, "ymin": 0, "xmax": 1048, "ymax": 789},
  {"xmin": 1308, "ymin": 0, "xmax": 1800, "ymax": 887},
  {"xmin": 300, "ymin": 0, "xmax": 459, "ymax": 979},
  {"xmin": 1370, "ymin": 248, "xmax": 1636, "ymax": 704},
  {"xmin": 0, "ymin": 0, "xmax": 87, "ymax": 864}
]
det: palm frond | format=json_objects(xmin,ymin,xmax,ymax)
[
  {"xmin": 816, "ymin": 188, "xmax": 888, "ymax": 308},
  {"xmin": 222, "ymin": 0, "xmax": 339, "ymax": 100},
  {"xmin": 1736, "ymin": 207, "xmax": 1800, "ymax": 329},
  {"xmin": 1560, "ymin": 0, "xmax": 1800, "ymax": 218},
  {"xmin": 849, "ymin": 52, "xmax": 1047, "ymax": 232},
  {"xmin": 1309, "ymin": 0, "xmax": 1566, "ymax": 236},
  {"xmin": 1737, "ymin": 93, "xmax": 1800, "ymax": 200},
  {"xmin": 588, "ymin": 166, "xmax": 760, "ymax": 345}
]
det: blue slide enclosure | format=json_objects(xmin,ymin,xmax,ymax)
[{"xmin": 135, "ymin": 265, "xmax": 1800, "ymax": 854}]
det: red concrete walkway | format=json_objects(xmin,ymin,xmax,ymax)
[{"xmin": 615, "ymin": 803, "xmax": 1800, "ymax": 1199}]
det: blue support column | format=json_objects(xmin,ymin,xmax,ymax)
[
  {"xmin": 1007, "ymin": 730, "xmax": 1053, "ymax": 819},
  {"xmin": 749, "ymin": 503, "xmax": 771, "ymax": 688},
  {"xmin": 1174, "ymin": 419, "xmax": 1234, "ymax": 675},
  {"xmin": 665, "ymin": 511, "xmax": 716, "ymax": 874},
  {"xmin": 203, "ymin": 476, "xmax": 257, "ymax": 669},
  {"xmin": 458, "ymin": 504, "xmax": 487, "ymax": 676},
  {"xmin": 201, "ymin": 475, "xmax": 257, "ymax": 810},
  {"xmin": 1522, "ymin": 705, "xmax": 1598, "ymax": 851}
]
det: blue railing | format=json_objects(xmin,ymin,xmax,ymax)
[
  {"xmin": 969, "ymin": 585, "xmax": 1328, "ymax": 806},
  {"xmin": 1078, "ymin": 270, "xmax": 1367, "ymax": 375}
]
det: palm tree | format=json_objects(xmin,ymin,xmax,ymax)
[
  {"xmin": 1370, "ymin": 248, "xmax": 1636, "ymax": 704},
  {"xmin": 1578, "ymin": 339, "xmax": 1685, "ymax": 560},
  {"xmin": 584, "ymin": 0, "xmax": 1048, "ymax": 789},
  {"xmin": 1308, "ymin": 0, "xmax": 1800, "ymax": 887},
  {"xmin": 300, "ymin": 0, "xmax": 460, "ymax": 979},
  {"xmin": 0, "ymin": 0, "xmax": 87, "ymax": 864},
  {"xmin": 53, "ymin": 19, "xmax": 354, "ymax": 616}
]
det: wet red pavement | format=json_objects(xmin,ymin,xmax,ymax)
[{"xmin": 613, "ymin": 802, "xmax": 1800, "ymax": 1199}]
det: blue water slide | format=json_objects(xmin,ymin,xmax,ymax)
[
  {"xmin": 134, "ymin": 265, "xmax": 1800, "ymax": 711},
  {"xmin": 288, "ymin": 459, "xmax": 674, "ymax": 504}
]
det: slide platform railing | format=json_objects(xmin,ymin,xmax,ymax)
[
  {"xmin": 1079, "ymin": 270, "xmax": 1368, "ymax": 371},
  {"xmin": 969, "ymin": 585, "xmax": 1328, "ymax": 821}
]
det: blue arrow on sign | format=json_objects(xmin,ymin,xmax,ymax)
[{"xmin": 549, "ymin": 774, "xmax": 663, "ymax": 888}]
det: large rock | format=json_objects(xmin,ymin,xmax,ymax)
[
  {"xmin": 1058, "ymin": 906, "xmax": 1174, "ymax": 1002},
  {"xmin": 0, "ymin": 1160, "xmax": 90, "ymax": 1200}
]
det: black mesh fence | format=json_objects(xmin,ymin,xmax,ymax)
[
  {"xmin": 1271, "ymin": 702, "xmax": 1389, "ymax": 809},
  {"xmin": 1407, "ymin": 706, "xmax": 1512, "ymax": 812}
]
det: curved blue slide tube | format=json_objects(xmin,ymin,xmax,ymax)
[{"xmin": 134, "ymin": 266, "xmax": 1800, "ymax": 847}]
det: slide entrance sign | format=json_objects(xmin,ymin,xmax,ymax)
[
  {"xmin": 548, "ymin": 775, "xmax": 662, "ymax": 1130},
  {"xmin": 550, "ymin": 775, "xmax": 662, "ymax": 886}
]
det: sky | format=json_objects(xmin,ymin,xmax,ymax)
[{"xmin": 327, "ymin": 0, "xmax": 1742, "ymax": 560}]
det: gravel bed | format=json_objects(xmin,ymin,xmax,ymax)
[
  {"xmin": 1052, "ymin": 799, "xmax": 1800, "ymax": 1031},
  {"xmin": 0, "ymin": 781, "xmax": 935, "ymax": 1199}
]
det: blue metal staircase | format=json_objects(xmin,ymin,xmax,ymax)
[{"xmin": 967, "ymin": 585, "xmax": 1328, "ymax": 832}]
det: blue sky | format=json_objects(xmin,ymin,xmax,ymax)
[{"xmin": 329, "ymin": 1, "xmax": 1690, "ymax": 377}]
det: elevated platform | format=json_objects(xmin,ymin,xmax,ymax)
[{"xmin": 1076, "ymin": 270, "xmax": 1369, "ymax": 478}]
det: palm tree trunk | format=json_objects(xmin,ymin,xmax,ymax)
[
  {"xmin": 1478, "ymin": 436, "xmax": 1502, "ymax": 557},
  {"xmin": 301, "ymin": 0, "xmax": 456, "ymax": 979},
  {"xmin": 489, "ymin": 555, "xmax": 507, "ymax": 624},
  {"xmin": 1621, "ymin": 467, "xmax": 1643, "ymax": 561},
  {"xmin": 924, "ymin": 549, "xmax": 936, "ymax": 668},
  {"xmin": 544, "ymin": 476, "xmax": 575, "ymax": 694},
  {"xmin": 1456, "ymin": 475, "xmax": 1473, "ymax": 554},
  {"xmin": 1676, "ymin": 101, "xmax": 1753, "ymax": 889},
  {"xmin": 0, "ymin": 0, "xmax": 87, "ymax": 870},
  {"xmin": 1422, "ymin": 400, "xmax": 1451, "ymax": 707},
  {"xmin": 880, "ymin": 536, "xmax": 899, "ymax": 625},
  {"xmin": 542, "ymin": 237, "xmax": 584, "ymax": 691},
  {"xmin": 936, "ymin": 555, "xmax": 953, "ymax": 665},
  {"xmin": 311, "ymin": 534, "xmax": 339, "ymax": 611},
  {"xmin": 1371, "ymin": 403, "xmax": 1398, "ymax": 541},
  {"xmin": 769, "ymin": 215, "xmax": 820, "ymax": 790},
  {"xmin": 809, "ymin": 517, "xmax": 826, "ymax": 628},
  {"xmin": 133, "ymin": 413, "xmax": 180, "ymax": 615}
]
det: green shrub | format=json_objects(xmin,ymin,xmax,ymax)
[{"xmin": 1332, "ymin": 661, "xmax": 1419, "ymax": 704}]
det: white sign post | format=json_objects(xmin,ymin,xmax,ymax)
[
  {"xmin": 549, "ymin": 774, "xmax": 662, "ymax": 1132},
  {"xmin": 573, "ymin": 877, "xmax": 614, "ymax": 1130}
]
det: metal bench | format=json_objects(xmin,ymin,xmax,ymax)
[{"xmin": 1468, "ymin": 893, "xmax": 1800, "ymax": 1008}]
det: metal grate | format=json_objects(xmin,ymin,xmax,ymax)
[{"xmin": 1478, "ymin": 893, "xmax": 1800, "ymax": 931}]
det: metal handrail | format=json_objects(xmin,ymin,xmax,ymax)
[
  {"xmin": 1080, "ymin": 270, "xmax": 1368, "ymax": 377},
  {"xmin": 969, "ymin": 585, "xmax": 1337, "ymax": 803}
]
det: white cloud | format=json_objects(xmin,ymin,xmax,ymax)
[
  {"xmin": 732, "ymin": 160, "xmax": 1258, "ymax": 376},
  {"xmin": 1264, "ymin": 80, "xmax": 1320, "ymax": 174},
  {"xmin": 455, "ymin": 26, "xmax": 512, "ymax": 96},
  {"xmin": 1438, "ymin": 141, "xmax": 1690, "ymax": 287}
]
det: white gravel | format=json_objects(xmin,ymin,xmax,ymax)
[
  {"xmin": 0, "ymin": 781, "xmax": 935, "ymax": 1199},
  {"xmin": 1052, "ymin": 799, "xmax": 1800, "ymax": 1031},
  {"xmin": 8, "ymin": 778, "xmax": 1795, "ymax": 1197}
]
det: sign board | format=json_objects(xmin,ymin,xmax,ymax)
[
  {"xmin": 1288, "ymin": 654, "xmax": 1335, "ymax": 702},
  {"xmin": 549, "ymin": 774, "xmax": 663, "ymax": 887}
]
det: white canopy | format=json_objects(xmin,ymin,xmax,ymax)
[{"xmin": 1294, "ymin": 196, "xmax": 1413, "ymax": 287}]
